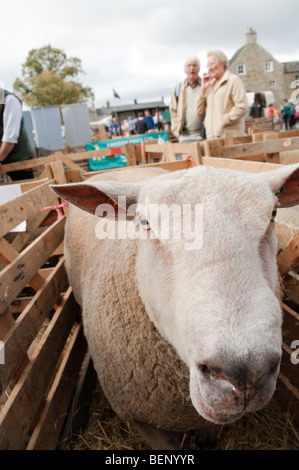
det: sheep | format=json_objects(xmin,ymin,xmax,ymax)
[{"xmin": 52, "ymin": 163, "xmax": 299, "ymax": 450}]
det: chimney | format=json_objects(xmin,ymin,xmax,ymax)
[
  {"xmin": 134, "ymin": 98, "xmax": 137, "ymax": 104},
  {"xmin": 245, "ymin": 27, "xmax": 257, "ymax": 44},
  {"xmin": 106, "ymin": 100, "xmax": 110, "ymax": 107}
]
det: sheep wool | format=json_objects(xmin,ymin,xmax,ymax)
[{"xmin": 52, "ymin": 163, "xmax": 299, "ymax": 447}]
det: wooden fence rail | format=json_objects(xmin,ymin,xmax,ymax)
[
  {"xmin": 0, "ymin": 149, "xmax": 115, "ymax": 182},
  {"xmin": 0, "ymin": 161, "xmax": 91, "ymax": 450},
  {"xmin": 201, "ymin": 131, "xmax": 299, "ymax": 165}
]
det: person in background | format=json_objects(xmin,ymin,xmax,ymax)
[
  {"xmin": 0, "ymin": 89, "xmax": 34, "ymax": 180},
  {"xmin": 153, "ymin": 109, "xmax": 165, "ymax": 132},
  {"xmin": 282, "ymin": 99, "xmax": 291, "ymax": 130},
  {"xmin": 109, "ymin": 117, "xmax": 120, "ymax": 136},
  {"xmin": 143, "ymin": 109, "xmax": 155, "ymax": 132},
  {"xmin": 170, "ymin": 55, "xmax": 203, "ymax": 142},
  {"xmin": 197, "ymin": 50, "xmax": 247, "ymax": 140},
  {"xmin": 289, "ymin": 99, "xmax": 296, "ymax": 129},
  {"xmin": 121, "ymin": 119, "xmax": 130, "ymax": 136},
  {"xmin": 135, "ymin": 112, "xmax": 148, "ymax": 135},
  {"xmin": 128, "ymin": 116, "xmax": 136, "ymax": 135},
  {"xmin": 268, "ymin": 103, "xmax": 274, "ymax": 117},
  {"xmin": 249, "ymin": 92, "xmax": 265, "ymax": 118}
]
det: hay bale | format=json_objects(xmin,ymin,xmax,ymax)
[
  {"xmin": 66, "ymin": 385, "xmax": 149, "ymax": 450},
  {"xmin": 66, "ymin": 384, "xmax": 299, "ymax": 450}
]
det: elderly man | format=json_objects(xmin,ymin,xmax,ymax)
[
  {"xmin": 197, "ymin": 50, "xmax": 247, "ymax": 140},
  {"xmin": 0, "ymin": 89, "xmax": 34, "ymax": 180},
  {"xmin": 170, "ymin": 55, "xmax": 204, "ymax": 142}
]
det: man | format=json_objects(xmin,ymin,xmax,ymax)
[
  {"xmin": 128, "ymin": 116, "xmax": 136, "ymax": 134},
  {"xmin": 289, "ymin": 99, "xmax": 296, "ymax": 129},
  {"xmin": 196, "ymin": 50, "xmax": 247, "ymax": 140},
  {"xmin": 170, "ymin": 55, "xmax": 204, "ymax": 142},
  {"xmin": 109, "ymin": 117, "xmax": 120, "ymax": 136},
  {"xmin": 0, "ymin": 89, "xmax": 34, "ymax": 180},
  {"xmin": 143, "ymin": 109, "xmax": 155, "ymax": 132},
  {"xmin": 135, "ymin": 112, "xmax": 148, "ymax": 135},
  {"xmin": 281, "ymin": 99, "xmax": 292, "ymax": 130},
  {"xmin": 153, "ymin": 109, "xmax": 165, "ymax": 131}
]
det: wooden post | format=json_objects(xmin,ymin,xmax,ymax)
[
  {"xmin": 140, "ymin": 142, "xmax": 146, "ymax": 165},
  {"xmin": 48, "ymin": 161, "xmax": 67, "ymax": 185},
  {"xmin": 124, "ymin": 143, "xmax": 137, "ymax": 166},
  {"xmin": 202, "ymin": 139, "xmax": 223, "ymax": 157},
  {"xmin": 163, "ymin": 142, "xmax": 174, "ymax": 162},
  {"xmin": 191, "ymin": 142, "xmax": 202, "ymax": 165},
  {"xmin": 266, "ymin": 153, "xmax": 280, "ymax": 163},
  {"xmin": 45, "ymin": 161, "xmax": 68, "ymax": 215},
  {"xmin": 65, "ymin": 169, "xmax": 82, "ymax": 183}
]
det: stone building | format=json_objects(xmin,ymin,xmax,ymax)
[{"xmin": 229, "ymin": 27, "xmax": 299, "ymax": 106}]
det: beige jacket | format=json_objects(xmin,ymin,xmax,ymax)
[
  {"xmin": 196, "ymin": 70, "xmax": 247, "ymax": 140},
  {"xmin": 170, "ymin": 79, "xmax": 202, "ymax": 138}
]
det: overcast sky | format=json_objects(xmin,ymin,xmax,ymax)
[{"xmin": 2, "ymin": 0, "xmax": 298, "ymax": 110}]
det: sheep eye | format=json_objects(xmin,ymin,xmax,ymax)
[
  {"xmin": 271, "ymin": 209, "xmax": 277, "ymax": 221},
  {"xmin": 275, "ymin": 186, "xmax": 285, "ymax": 197},
  {"xmin": 140, "ymin": 218, "xmax": 151, "ymax": 230}
]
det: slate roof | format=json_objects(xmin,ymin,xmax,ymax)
[
  {"xmin": 283, "ymin": 61, "xmax": 299, "ymax": 73},
  {"xmin": 97, "ymin": 100, "xmax": 167, "ymax": 116}
]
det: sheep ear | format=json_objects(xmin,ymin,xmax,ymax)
[
  {"xmin": 263, "ymin": 163, "xmax": 299, "ymax": 208},
  {"xmin": 50, "ymin": 181, "xmax": 140, "ymax": 219}
]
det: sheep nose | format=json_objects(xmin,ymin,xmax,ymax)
[{"xmin": 198, "ymin": 354, "xmax": 281, "ymax": 391}]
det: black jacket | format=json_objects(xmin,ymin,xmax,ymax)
[{"xmin": 135, "ymin": 119, "xmax": 148, "ymax": 135}]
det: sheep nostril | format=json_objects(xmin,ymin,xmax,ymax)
[
  {"xmin": 198, "ymin": 364, "xmax": 209, "ymax": 374},
  {"xmin": 197, "ymin": 361, "xmax": 234, "ymax": 383}
]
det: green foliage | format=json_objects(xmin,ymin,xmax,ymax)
[{"xmin": 13, "ymin": 45, "xmax": 94, "ymax": 107}]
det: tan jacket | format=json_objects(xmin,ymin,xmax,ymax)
[
  {"xmin": 170, "ymin": 79, "xmax": 202, "ymax": 138},
  {"xmin": 196, "ymin": 70, "xmax": 247, "ymax": 140}
]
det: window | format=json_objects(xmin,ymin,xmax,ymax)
[
  {"xmin": 237, "ymin": 64, "xmax": 246, "ymax": 75},
  {"xmin": 265, "ymin": 61, "xmax": 273, "ymax": 72},
  {"xmin": 269, "ymin": 81, "xmax": 276, "ymax": 88}
]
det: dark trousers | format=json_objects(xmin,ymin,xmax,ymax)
[
  {"xmin": 7, "ymin": 169, "xmax": 34, "ymax": 181},
  {"xmin": 283, "ymin": 114, "xmax": 290, "ymax": 130}
]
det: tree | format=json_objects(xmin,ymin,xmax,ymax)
[{"xmin": 13, "ymin": 45, "xmax": 94, "ymax": 107}]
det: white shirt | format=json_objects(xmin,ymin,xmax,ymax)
[
  {"xmin": 2, "ymin": 94, "xmax": 23, "ymax": 144},
  {"xmin": 153, "ymin": 113, "xmax": 164, "ymax": 124}
]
